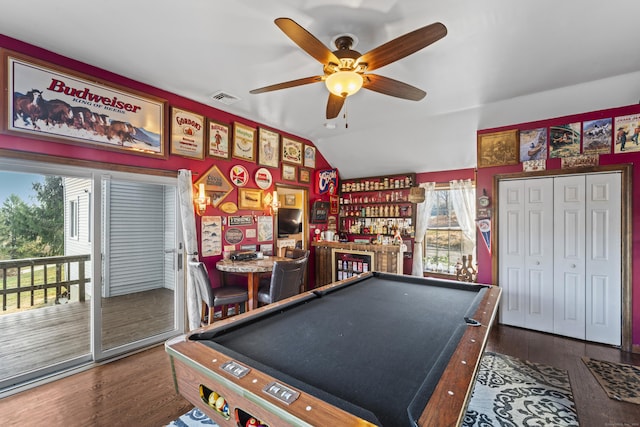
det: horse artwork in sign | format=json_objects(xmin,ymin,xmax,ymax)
[{"xmin": 1, "ymin": 49, "xmax": 167, "ymax": 158}]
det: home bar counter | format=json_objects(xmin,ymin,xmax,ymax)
[{"xmin": 312, "ymin": 240, "xmax": 405, "ymax": 287}]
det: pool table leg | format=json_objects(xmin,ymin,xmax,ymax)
[{"xmin": 247, "ymin": 272, "xmax": 259, "ymax": 310}]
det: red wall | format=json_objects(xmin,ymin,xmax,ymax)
[{"xmin": 0, "ymin": 35, "xmax": 332, "ymax": 287}]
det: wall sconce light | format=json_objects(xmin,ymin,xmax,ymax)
[
  {"xmin": 271, "ymin": 190, "xmax": 281, "ymax": 214},
  {"xmin": 195, "ymin": 183, "xmax": 210, "ymax": 216}
]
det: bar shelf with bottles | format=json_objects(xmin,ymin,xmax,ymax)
[{"xmin": 339, "ymin": 173, "xmax": 416, "ymax": 239}]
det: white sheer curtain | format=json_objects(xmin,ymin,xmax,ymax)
[
  {"xmin": 412, "ymin": 182, "xmax": 436, "ymax": 276},
  {"xmin": 449, "ymin": 179, "xmax": 476, "ymax": 256},
  {"xmin": 177, "ymin": 169, "xmax": 202, "ymax": 331}
]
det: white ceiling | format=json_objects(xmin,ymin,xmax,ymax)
[{"xmin": 2, "ymin": 1, "xmax": 640, "ymax": 178}]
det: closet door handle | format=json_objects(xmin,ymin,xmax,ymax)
[{"xmin": 571, "ymin": 263, "xmax": 576, "ymax": 268}]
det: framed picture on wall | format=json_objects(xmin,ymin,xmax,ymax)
[
  {"xmin": 613, "ymin": 114, "xmax": 640, "ymax": 154},
  {"xmin": 304, "ymin": 144, "xmax": 316, "ymax": 168},
  {"xmin": 238, "ymin": 187, "xmax": 263, "ymax": 210},
  {"xmin": 519, "ymin": 128, "xmax": 547, "ymax": 162},
  {"xmin": 282, "ymin": 137, "xmax": 303, "ymax": 164},
  {"xmin": 258, "ymin": 127, "xmax": 280, "ymax": 168},
  {"xmin": 298, "ymin": 167, "xmax": 311, "ymax": 184},
  {"xmin": 194, "ymin": 164, "xmax": 234, "ymax": 207},
  {"xmin": 1, "ymin": 49, "xmax": 168, "ymax": 159},
  {"xmin": 171, "ymin": 107, "xmax": 205, "ymax": 159},
  {"xmin": 582, "ymin": 118, "xmax": 612, "ymax": 154},
  {"xmin": 232, "ymin": 122, "xmax": 257, "ymax": 162},
  {"xmin": 207, "ymin": 119, "xmax": 230, "ymax": 159},
  {"xmin": 477, "ymin": 129, "xmax": 519, "ymax": 168},
  {"xmin": 549, "ymin": 123, "xmax": 580, "ymax": 158},
  {"xmin": 282, "ymin": 163, "xmax": 297, "ymax": 181},
  {"xmin": 257, "ymin": 216, "xmax": 273, "ymax": 242},
  {"xmin": 284, "ymin": 194, "xmax": 296, "ymax": 206}
]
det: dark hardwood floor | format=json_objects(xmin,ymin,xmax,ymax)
[
  {"xmin": 0, "ymin": 344, "xmax": 192, "ymax": 427},
  {"xmin": 0, "ymin": 324, "xmax": 638, "ymax": 426}
]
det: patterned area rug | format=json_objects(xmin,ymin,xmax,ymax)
[
  {"xmin": 168, "ymin": 352, "xmax": 579, "ymax": 427},
  {"xmin": 463, "ymin": 352, "xmax": 579, "ymax": 427},
  {"xmin": 166, "ymin": 408, "xmax": 217, "ymax": 427},
  {"xmin": 582, "ymin": 357, "xmax": 640, "ymax": 404}
]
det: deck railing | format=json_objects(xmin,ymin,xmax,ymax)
[{"xmin": 0, "ymin": 255, "xmax": 91, "ymax": 312}]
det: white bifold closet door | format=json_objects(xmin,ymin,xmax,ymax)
[
  {"xmin": 499, "ymin": 177, "xmax": 554, "ymax": 333},
  {"xmin": 499, "ymin": 172, "xmax": 621, "ymax": 346}
]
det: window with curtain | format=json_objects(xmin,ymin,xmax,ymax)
[{"xmin": 423, "ymin": 185, "xmax": 475, "ymax": 275}]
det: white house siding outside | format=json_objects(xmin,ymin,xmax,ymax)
[{"xmin": 63, "ymin": 177, "xmax": 93, "ymax": 299}]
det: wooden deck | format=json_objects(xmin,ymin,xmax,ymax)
[{"xmin": 0, "ymin": 288, "xmax": 175, "ymax": 381}]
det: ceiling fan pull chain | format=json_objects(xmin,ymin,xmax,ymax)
[{"xmin": 344, "ymin": 97, "xmax": 349, "ymax": 128}]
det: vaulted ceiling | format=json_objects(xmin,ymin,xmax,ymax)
[{"xmin": 2, "ymin": 1, "xmax": 640, "ymax": 178}]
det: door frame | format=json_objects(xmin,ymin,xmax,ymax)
[{"xmin": 493, "ymin": 164, "xmax": 632, "ymax": 352}]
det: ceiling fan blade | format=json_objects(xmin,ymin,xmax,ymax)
[
  {"xmin": 357, "ymin": 22, "xmax": 447, "ymax": 71},
  {"xmin": 363, "ymin": 74, "xmax": 426, "ymax": 101},
  {"xmin": 326, "ymin": 93, "xmax": 346, "ymax": 119},
  {"xmin": 250, "ymin": 76, "xmax": 324, "ymax": 94},
  {"xmin": 275, "ymin": 18, "xmax": 340, "ymax": 65}
]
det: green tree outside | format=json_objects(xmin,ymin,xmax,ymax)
[{"xmin": 0, "ymin": 176, "xmax": 64, "ymax": 259}]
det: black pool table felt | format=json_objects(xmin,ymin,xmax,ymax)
[{"xmin": 192, "ymin": 275, "xmax": 487, "ymax": 426}]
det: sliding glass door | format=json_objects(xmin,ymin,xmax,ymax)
[
  {"xmin": 0, "ymin": 159, "xmax": 184, "ymax": 392},
  {"xmin": 0, "ymin": 168, "xmax": 92, "ymax": 389},
  {"xmin": 99, "ymin": 176, "xmax": 182, "ymax": 356}
]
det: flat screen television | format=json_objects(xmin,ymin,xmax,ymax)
[{"xmin": 277, "ymin": 207, "xmax": 303, "ymax": 238}]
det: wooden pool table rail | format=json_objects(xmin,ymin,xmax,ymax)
[{"xmin": 166, "ymin": 273, "xmax": 501, "ymax": 427}]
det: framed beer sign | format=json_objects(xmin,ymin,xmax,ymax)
[{"xmin": 1, "ymin": 49, "xmax": 168, "ymax": 158}]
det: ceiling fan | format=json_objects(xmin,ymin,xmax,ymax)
[{"xmin": 250, "ymin": 17, "xmax": 447, "ymax": 120}]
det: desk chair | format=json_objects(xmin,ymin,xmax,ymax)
[
  {"xmin": 191, "ymin": 261, "xmax": 248, "ymax": 326},
  {"xmin": 257, "ymin": 256, "xmax": 308, "ymax": 305}
]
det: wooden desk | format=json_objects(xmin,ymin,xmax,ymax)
[{"xmin": 215, "ymin": 257, "xmax": 288, "ymax": 310}]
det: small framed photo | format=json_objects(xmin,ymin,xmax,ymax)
[
  {"xmin": 613, "ymin": 114, "xmax": 640, "ymax": 154},
  {"xmin": 285, "ymin": 194, "xmax": 296, "ymax": 206},
  {"xmin": 299, "ymin": 167, "xmax": 311, "ymax": 184},
  {"xmin": 258, "ymin": 127, "xmax": 280, "ymax": 168},
  {"xmin": 477, "ymin": 129, "xmax": 519, "ymax": 168},
  {"xmin": 282, "ymin": 137, "xmax": 303, "ymax": 164},
  {"xmin": 519, "ymin": 128, "xmax": 547, "ymax": 162},
  {"xmin": 582, "ymin": 118, "xmax": 612, "ymax": 154},
  {"xmin": 304, "ymin": 144, "xmax": 316, "ymax": 168},
  {"xmin": 171, "ymin": 107, "xmax": 205, "ymax": 160},
  {"xmin": 237, "ymin": 188, "xmax": 263, "ymax": 210},
  {"xmin": 550, "ymin": 123, "xmax": 580, "ymax": 158},
  {"xmin": 207, "ymin": 119, "xmax": 230, "ymax": 159},
  {"xmin": 233, "ymin": 122, "xmax": 257, "ymax": 162},
  {"xmin": 282, "ymin": 163, "xmax": 297, "ymax": 181}
]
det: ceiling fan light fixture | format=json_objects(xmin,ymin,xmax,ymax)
[{"xmin": 325, "ymin": 71, "xmax": 363, "ymax": 97}]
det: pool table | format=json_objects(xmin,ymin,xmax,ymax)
[{"xmin": 166, "ymin": 272, "xmax": 501, "ymax": 427}]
